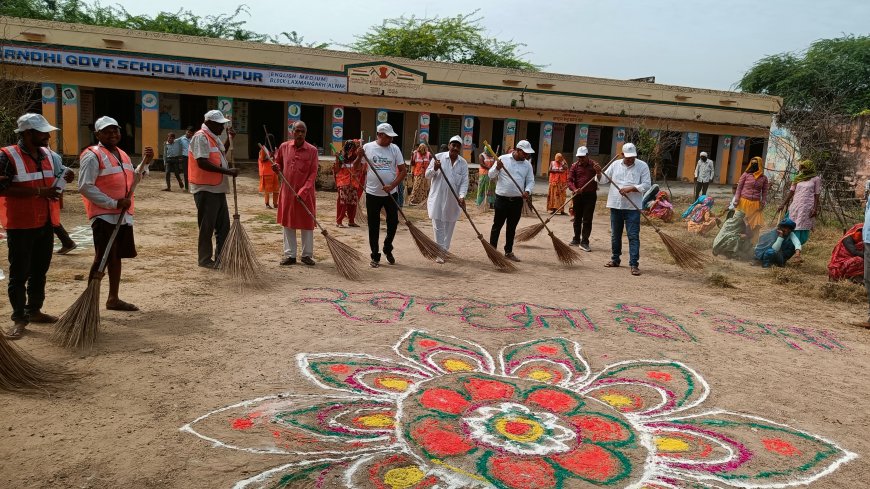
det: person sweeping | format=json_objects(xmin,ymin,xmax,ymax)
[
  {"xmin": 602, "ymin": 143, "xmax": 651, "ymax": 276},
  {"xmin": 362, "ymin": 123, "xmax": 408, "ymax": 268},
  {"xmin": 487, "ymin": 140, "xmax": 536, "ymax": 262},
  {"xmin": 425, "ymin": 136, "xmax": 469, "ymax": 263},
  {"xmin": 78, "ymin": 116, "xmax": 153, "ymax": 312},
  {"xmin": 275, "ymin": 121, "xmax": 318, "ymax": 266}
]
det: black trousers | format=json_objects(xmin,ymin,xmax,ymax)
[
  {"xmin": 193, "ymin": 191, "xmax": 230, "ymax": 266},
  {"xmin": 694, "ymin": 181, "xmax": 710, "ymax": 200},
  {"xmin": 366, "ymin": 193, "xmax": 399, "ymax": 261},
  {"xmin": 6, "ymin": 223, "xmax": 54, "ymax": 321},
  {"xmin": 572, "ymin": 192, "xmax": 597, "ymax": 245},
  {"xmin": 490, "ymin": 195, "xmax": 524, "ymax": 254},
  {"xmin": 165, "ymin": 156, "xmax": 184, "ymax": 188}
]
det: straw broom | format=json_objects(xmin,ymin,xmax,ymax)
[
  {"xmin": 516, "ymin": 153, "xmax": 621, "ymax": 242},
  {"xmin": 52, "ymin": 161, "xmax": 148, "ymax": 350},
  {"xmin": 599, "ymin": 171, "xmax": 708, "ymax": 270},
  {"xmin": 360, "ymin": 152, "xmax": 451, "ymax": 262},
  {"xmin": 428, "ymin": 145, "xmax": 516, "ymax": 272},
  {"xmin": 482, "ymin": 142, "xmax": 580, "ymax": 265},
  {"xmin": 259, "ymin": 144, "xmax": 363, "ymax": 280},
  {"xmin": 218, "ymin": 130, "xmax": 264, "ymax": 284},
  {"xmin": 1, "ymin": 334, "xmax": 70, "ymax": 392}
]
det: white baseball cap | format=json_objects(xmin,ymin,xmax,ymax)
[
  {"xmin": 515, "ymin": 140, "xmax": 535, "ymax": 154},
  {"xmin": 621, "ymin": 142, "xmax": 638, "ymax": 157},
  {"xmin": 94, "ymin": 116, "xmax": 120, "ymax": 132},
  {"xmin": 700, "ymin": 151, "xmax": 708, "ymax": 157},
  {"xmin": 576, "ymin": 146, "xmax": 589, "ymax": 157},
  {"xmin": 14, "ymin": 113, "xmax": 58, "ymax": 133},
  {"xmin": 448, "ymin": 135, "xmax": 462, "ymax": 145},
  {"xmin": 376, "ymin": 123, "xmax": 398, "ymax": 137},
  {"xmin": 204, "ymin": 109, "xmax": 231, "ymax": 124}
]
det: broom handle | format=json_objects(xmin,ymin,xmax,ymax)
[
  {"xmin": 490, "ymin": 153, "xmax": 551, "ymax": 230},
  {"xmin": 227, "ymin": 129, "xmax": 239, "ymax": 218},
  {"xmin": 257, "ymin": 144, "xmax": 326, "ymax": 234},
  {"xmin": 96, "ymin": 161, "xmax": 148, "ymax": 274},
  {"xmin": 360, "ymin": 152, "xmax": 413, "ymax": 224},
  {"xmin": 548, "ymin": 153, "xmax": 621, "ymax": 219},
  {"xmin": 428, "ymin": 147, "xmax": 484, "ymax": 237},
  {"xmin": 597, "ymin": 168, "xmax": 662, "ymax": 233}
]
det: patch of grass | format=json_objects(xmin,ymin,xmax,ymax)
[
  {"xmin": 819, "ymin": 281, "xmax": 865, "ymax": 304},
  {"xmin": 770, "ymin": 267, "xmax": 804, "ymax": 285},
  {"xmin": 706, "ymin": 271, "xmax": 736, "ymax": 288}
]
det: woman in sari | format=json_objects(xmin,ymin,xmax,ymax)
[
  {"xmin": 686, "ymin": 196, "xmax": 719, "ymax": 235},
  {"xmin": 734, "ymin": 156, "xmax": 769, "ymax": 240},
  {"xmin": 712, "ymin": 210, "xmax": 752, "ymax": 259},
  {"xmin": 644, "ymin": 190, "xmax": 674, "ymax": 222},
  {"xmin": 258, "ymin": 136, "xmax": 280, "ymax": 209},
  {"xmin": 476, "ymin": 149, "xmax": 496, "ymax": 210},
  {"xmin": 335, "ymin": 139, "xmax": 363, "ymax": 227},
  {"xmin": 546, "ymin": 153, "xmax": 569, "ymax": 214},
  {"xmin": 828, "ymin": 224, "xmax": 864, "ymax": 282},
  {"xmin": 408, "ymin": 144, "xmax": 431, "ymax": 206},
  {"xmin": 777, "ymin": 159, "xmax": 821, "ymax": 245}
]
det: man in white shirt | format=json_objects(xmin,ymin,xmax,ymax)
[
  {"xmin": 426, "ymin": 136, "xmax": 468, "ymax": 263},
  {"xmin": 603, "ymin": 143, "xmax": 651, "ymax": 276},
  {"xmin": 362, "ymin": 123, "xmax": 407, "ymax": 268},
  {"xmin": 694, "ymin": 151, "xmax": 715, "ymax": 200},
  {"xmin": 488, "ymin": 140, "xmax": 536, "ymax": 262}
]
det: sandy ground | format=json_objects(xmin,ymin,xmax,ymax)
[{"xmin": 0, "ymin": 165, "xmax": 867, "ymax": 488}]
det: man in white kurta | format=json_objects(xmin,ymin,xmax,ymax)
[{"xmin": 425, "ymin": 136, "xmax": 468, "ymax": 263}]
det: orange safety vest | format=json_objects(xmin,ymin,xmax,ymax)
[
  {"xmin": 81, "ymin": 145, "xmax": 135, "ymax": 219},
  {"xmin": 187, "ymin": 130, "xmax": 225, "ymax": 186},
  {"xmin": 0, "ymin": 145, "xmax": 60, "ymax": 229}
]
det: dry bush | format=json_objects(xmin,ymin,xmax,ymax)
[
  {"xmin": 706, "ymin": 271, "xmax": 736, "ymax": 289},
  {"xmin": 819, "ymin": 281, "xmax": 865, "ymax": 304},
  {"xmin": 770, "ymin": 267, "xmax": 805, "ymax": 284}
]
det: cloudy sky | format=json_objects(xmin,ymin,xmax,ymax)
[{"xmin": 111, "ymin": 0, "xmax": 869, "ymax": 91}]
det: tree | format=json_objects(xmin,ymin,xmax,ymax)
[
  {"xmin": 348, "ymin": 11, "xmax": 540, "ymax": 71},
  {"xmin": 0, "ymin": 1, "xmax": 328, "ymax": 48}
]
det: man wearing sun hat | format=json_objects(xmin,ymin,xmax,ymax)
[
  {"xmin": 694, "ymin": 151, "xmax": 715, "ymax": 200},
  {"xmin": 188, "ymin": 109, "xmax": 238, "ymax": 268},
  {"xmin": 362, "ymin": 122, "xmax": 407, "ymax": 268},
  {"xmin": 0, "ymin": 114, "xmax": 72, "ymax": 338},
  {"xmin": 425, "ymin": 135, "xmax": 469, "ymax": 263},
  {"xmin": 488, "ymin": 139, "xmax": 536, "ymax": 262},
  {"xmin": 78, "ymin": 115, "xmax": 154, "ymax": 312},
  {"xmin": 567, "ymin": 146, "xmax": 602, "ymax": 252},
  {"xmin": 602, "ymin": 142, "xmax": 651, "ymax": 276}
]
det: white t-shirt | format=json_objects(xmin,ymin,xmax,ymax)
[{"xmin": 363, "ymin": 141, "xmax": 405, "ymax": 197}]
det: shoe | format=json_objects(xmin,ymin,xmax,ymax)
[
  {"xmin": 57, "ymin": 242, "xmax": 78, "ymax": 255},
  {"xmin": 385, "ymin": 252, "xmax": 395, "ymax": 265},
  {"xmin": 280, "ymin": 257, "xmax": 296, "ymax": 266},
  {"xmin": 435, "ymin": 257, "xmax": 445, "ymax": 264},
  {"xmin": 199, "ymin": 259, "xmax": 217, "ymax": 269},
  {"xmin": 370, "ymin": 260, "xmax": 380, "ymax": 268},
  {"xmin": 27, "ymin": 311, "xmax": 58, "ymax": 323},
  {"xmin": 579, "ymin": 243, "xmax": 591, "ymax": 252},
  {"xmin": 630, "ymin": 266, "xmax": 641, "ymax": 276},
  {"xmin": 162, "ymin": 188, "xmax": 171, "ymax": 192},
  {"xmin": 505, "ymin": 253, "xmax": 521, "ymax": 262},
  {"xmin": 301, "ymin": 256, "xmax": 316, "ymax": 266},
  {"xmin": 569, "ymin": 240, "xmax": 580, "ymax": 247}
]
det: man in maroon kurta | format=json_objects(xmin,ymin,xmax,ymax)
[{"xmin": 275, "ymin": 121, "xmax": 318, "ymax": 266}]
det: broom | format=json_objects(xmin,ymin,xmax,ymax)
[
  {"xmin": 1, "ymin": 334, "xmax": 70, "ymax": 392},
  {"xmin": 259, "ymin": 144, "xmax": 363, "ymax": 280},
  {"xmin": 516, "ymin": 153, "xmax": 621, "ymax": 242},
  {"xmin": 52, "ymin": 160, "xmax": 149, "ymax": 350},
  {"xmin": 360, "ymin": 152, "xmax": 451, "ymax": 262},
  {"xmin": 328, "ymin": 141, "xmax": 367, "ymax": 224},
  {"xmin": 428, "ymin": 145, "xmax": 516, "ymax": 272},
  {"xmin": 599, "ymin": 171, "xmax": 708, "ymax": 270},
  {"xmin": 482, "ymin": 141, "xmax": 580, "ymax": 265},
  {"xmin": 217, "ymin": 129, "xmax": 264, "ymax": 284}
]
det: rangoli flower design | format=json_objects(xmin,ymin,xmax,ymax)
[{"xmin": 182, "ymin": 331, "xmax": 855, "ymax": 488}]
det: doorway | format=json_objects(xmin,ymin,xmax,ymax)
[{"xmin": 94, "ymin": 88, "xmax": 136, "ymax": 154}]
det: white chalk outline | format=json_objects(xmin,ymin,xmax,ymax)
[
  {"xmin": 297, "ymin": 352, "xmax": 432, "ymax": 400},
  {"xmin": 393, "ymin": 329, "xmax": 496, "ymax": 375}
]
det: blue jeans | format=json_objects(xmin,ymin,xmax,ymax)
[{"xmin": 610, "ymin": 209, "xmax": 641, "ymax": 267}]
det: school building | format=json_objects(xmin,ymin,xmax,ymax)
[{"xmin": 1, "ymin": 16, "xmax": 780, "ymax": 183}]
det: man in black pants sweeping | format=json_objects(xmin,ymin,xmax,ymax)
[
  {"xmin": 362, "ymin": 123, "xmax": 407, "ymax": 268},
  {"xmin": 567, "ymin": 146, "xmax": 602, "ymax": 252},
  {"xmin": 488, "ymin": 140, "xmax": 536, "ymax": 262}
]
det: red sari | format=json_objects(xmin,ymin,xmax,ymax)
[
  {"xmin": 827, "ymin": 224, "xmax": 864, "ymax": 281},
  {"xmin": 275, "ymin": 140, "xmax": 318, "ymax": 230}
]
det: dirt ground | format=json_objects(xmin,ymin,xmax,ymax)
[{"xmin": 0, "ymin": 165, "xmax": 867, "ymax": 488}]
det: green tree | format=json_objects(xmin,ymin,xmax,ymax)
[
  {"xmin": 738, "ymin": 35, "xmax": 870, "ymax": 116},
  {"xmin": 348, "ymin": 11, "xmax": 540, "ymax": 71}
]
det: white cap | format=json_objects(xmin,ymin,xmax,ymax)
[
  {"xmin": 94, "ymin": 116, "xmax": 120, "ymax": 132},
  {"xmin": 515, "ymin": 140, "xmax": 535, "ymax": 154},
  {"xmin": 576, "ymin": 146, "xmax": 589, "ymax": 157},
  {"xmin": 14, "ymin": 113, "xmax": 58, "ymax": 133},
  {"xmin": 204, "ymin": 109, "xmax": 231, "ymax": 124},
  {"xmin": 621, "ymin": 142, "xmax": 638, "ymax": 157},
  {"xmin": 376, "ymin": 123, "xmax": 398, "ymax": 137},
  {"xmin": 700, "ymin": 151, "xmax": 708, "ymax": 157},
  {"xmin": 448, "ymin": 135, "xmax": 463, "ymax": 145}
]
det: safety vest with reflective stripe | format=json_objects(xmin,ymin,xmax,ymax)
[
  {"xmin": 0, "ymin": 145, "xmax": 60, "ymax": 229},
  {"xmin": 81, "ymin": 145, "xmax": 135, "ymax": 219},
  {"xmin": 187, "ymin": 130, "xmax": 225, "ymax": 186}
]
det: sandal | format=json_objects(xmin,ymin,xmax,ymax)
[
  {"xmin": 106, "ymin": 300, "xmax": 139, "ymax": 312},
  {"xmin": 604, "ymin": 261, "xmax": 620, "ymax": 267},
  {"xmin": 631, "ymin": 267, "xmax": 642, "ymax": 276},
  {"xmin": 5, "ymin": 322, "xmax": 26, "ymax": 340},
  {"xmin": 370, "ymin": 260, "xmax": 380, "ymax": 268}
]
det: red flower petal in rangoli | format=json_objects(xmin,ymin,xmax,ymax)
[
  {"xmin": 763, "ymin": 438, "xmax": 802, "ymax": 456},
  {"xmin": 231, "ymin": 417, "xmax": 254, "ymax": 430},
  {"xmin": 646, "ymin": 370, "xmax": 672, "ymax": 382},
  {"xmin": 409, "ymin": 418, "xmax": 475, "ymax": 457},
  {"xmin": 419, "ymin": 388, "xmax": 469, "ymax": 415},
  {"xmin": 570, "ymin": 414, "xmax": 631, "ymax": 443},
  {"xmin": 551, "ymin": 444, "xmax": 624, "ymax": 483},
  {"xmin": 526, "ymin": 388, "xmax": 581, "ymax": 413},
  {"xmin": 488, "ymin": 455, "xmax": 557, "ymax": 489},
  {"xmin": 464, "ymin": 378, "xmax": 515, "ymax": 401}
]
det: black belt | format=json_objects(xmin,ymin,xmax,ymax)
[{"xmin": 496, "ymin": 194, "xmax": 524, "ymax": 202}]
